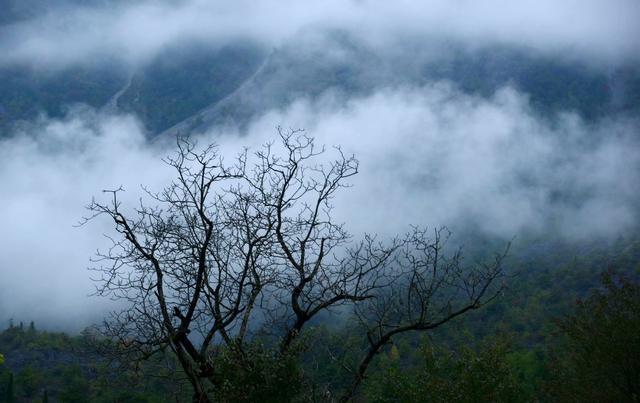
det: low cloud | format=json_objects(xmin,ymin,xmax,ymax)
[
  {"xmin": 1, "ymin": 0, "xmax": 638, "ymax": 69},
  {"xmin": 0, "ymin": 108, "xmax": 169, "ymax": 330},
  {"xmin": 218, "ymin": 84, "xmax": 640, "ymax": 237},
  {"xmin": 1, "ymin": 84, "xmax": 637, "ymax": 329}
]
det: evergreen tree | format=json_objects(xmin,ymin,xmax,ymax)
[{"xmin": 5, "ymin": 372, "xmax": 15, "ymax": 403}]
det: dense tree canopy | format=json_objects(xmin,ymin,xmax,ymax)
[{"xmin": 549, "ymin": 271, "xmax": 640, "ymax": 402}]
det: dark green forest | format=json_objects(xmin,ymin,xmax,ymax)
[{"xmin": 2, "ymin": 234, "xmax": 639, "ymax": 402}]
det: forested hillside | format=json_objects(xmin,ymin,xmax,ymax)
[
  {"xmin": 2, "ymin": 29, "xmax": 639, "ymax": 137},
  {"xmin": 2, "ymin": 234, "xmax": 638, "ymax": 402}
]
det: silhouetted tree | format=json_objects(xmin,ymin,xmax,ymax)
[{"xmin": 84, "ymin": 129, "xmax": 508, "ymax": 402}]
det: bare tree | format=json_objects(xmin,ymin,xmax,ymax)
[
  {"xmin": 83, "ymin": 128, "xmax": 508, "ymax": 402},
  {"xmin": 340, "ymin": 227, "xmax": 508, "ymax": 402}
]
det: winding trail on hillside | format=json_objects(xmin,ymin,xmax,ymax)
[
  {"xmin": 155, "ymin": 54, "xmax": 272, "ymax": 142},
  {"xmin": 102, "ymin": 73, "xmax": 134, "ymax": 115}
]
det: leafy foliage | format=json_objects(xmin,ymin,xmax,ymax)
[
  {"xmin": 0, "ymin": 323, "xmax": 184, "ymax": 402},
  {"xmin": 548, "ymin": 271, "xmax": 640, "ymax": 402},
  {"xmin": 364, "ymin": 338, "xmax": 521, "ymax": 402},
  {"xmin": 212, "ymin": 342, "xmax": 304, "ymax": 403}
]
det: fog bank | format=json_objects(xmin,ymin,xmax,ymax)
[{"xmin": 1, "ymin": 84, "xmax": 638, "ymax": 329}]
